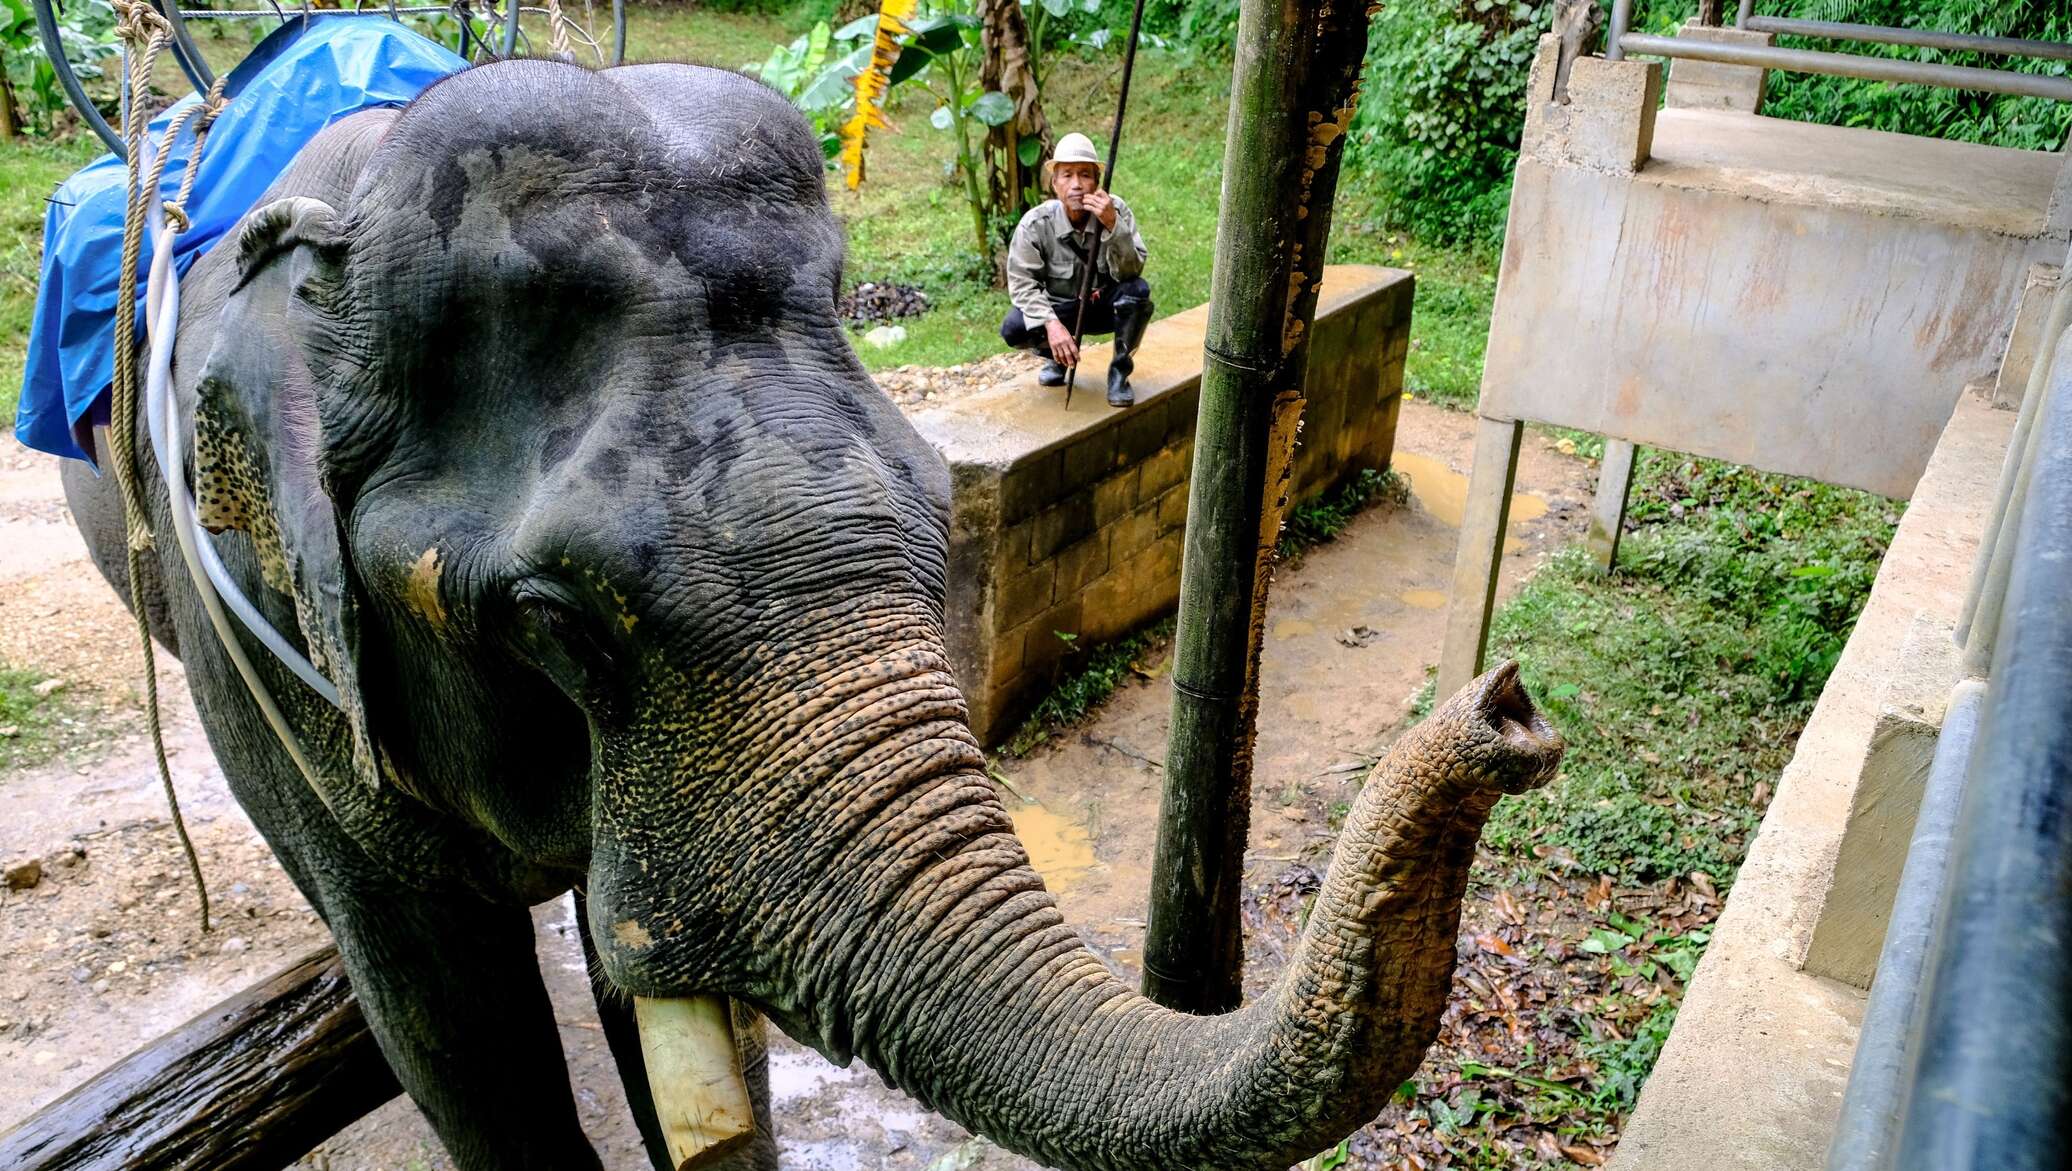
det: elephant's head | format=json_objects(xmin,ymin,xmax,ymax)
[{"xmin": 194, "ymin": 59, "xmax": 1563, "ymax": 1170}]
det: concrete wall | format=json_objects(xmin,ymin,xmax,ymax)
[
  {"xmin": 1483, "ymin": 37, "xmax": 2070, "ymax": 499},
  {"xmin": 910, "ymin": 266, "xmax": 1411, "ymax": 745}
]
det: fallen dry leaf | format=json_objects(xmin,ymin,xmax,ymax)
[
  {"xmin": 1473, "ymin": 932, "xmax": 1516, "ymax": 958},
  {"xmin": 1562, "ymin": 1144, "xmax": 1608, "ymax": 1165}
]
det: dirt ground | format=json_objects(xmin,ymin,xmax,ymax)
[{"xmin": 0, "ymin": 396, "xmax": 1596, "ymax": 1170}]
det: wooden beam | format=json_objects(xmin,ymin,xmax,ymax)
[
  {"xmin": 1587, "ymin": 437, "xmax": 1639, "ymax": 573},
  {"xmin": 1437, "ymin": 416, "xmax": 1525, "ymax": 699},
  {"xmin": 0, "ymin": 946, "xmax": 400, "ymax": 1171}
]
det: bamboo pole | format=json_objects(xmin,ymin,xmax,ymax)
[{"xmin": 1141, "ymin": 0, "xmax": 1377, "ymax": 1013}]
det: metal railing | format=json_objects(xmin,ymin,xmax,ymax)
[
  {"xmin": 1605, "ymin": 2, "xmax": 2072, "ymax": 102},
  {"xmin": 1827, "ymin": 243, "xmax": 2072, "ymax": 1170},
  {"xmin": 33, "ymin": 0, "xmax": 627, "ymax": 159}
]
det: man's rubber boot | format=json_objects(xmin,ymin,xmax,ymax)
[
  {"xmin": 1107, "ymin": 298, "xmax": 1153, "ymax": 407},
  {"xmin": 1038, "ymin": 359, "xmax": 1069, "ymax": 387}
]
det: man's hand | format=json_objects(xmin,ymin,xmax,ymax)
[
  {"xmin": 1044, "ymin": 318, "xmax": 1079, "ymax": 367},
  {"xmin": 1082, "ymin": 190, "xmax": 1119, "ymax": 231}
]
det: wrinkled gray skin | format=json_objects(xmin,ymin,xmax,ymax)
[{"xmin": 63, "ymin": 59, "xmax": 1564, "ymax": 1171}]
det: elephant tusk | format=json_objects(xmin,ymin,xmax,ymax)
[{"xmin": 633, "ymin": 994, "xmax": 756, "ymax": 1169}]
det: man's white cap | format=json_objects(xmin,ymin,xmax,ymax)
[{"xmin": 1043, "ymin": 132, "xmax": 1103, "ymax": 185}]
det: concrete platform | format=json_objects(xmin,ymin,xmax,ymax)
[
  {"xmin": 1611, "ymin": 389, "xmax": 2017, "ymax": 1171},
  {"xmin": 910, "ymin": 265, "xmax": 1412, "ymax": 744}
]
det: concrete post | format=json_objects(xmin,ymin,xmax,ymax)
[
  {"xmin": 1519, "ymin": 35, "xmax": 1662, "ymax": 174},
  {"xmin": 1586, "ymin": 437, "xmax": 1638, "ymax": 573},
  {"xmin": 1662, "ymin": 21, "xmax": 1774, "ymax": 112},
  {"xmin": 1437, "ymin": 415, "xmax": 1524, "ymax": 699},
  {"xmin": 1991, "ymin": 263, "xmax": 2063, "ymax": 410}
]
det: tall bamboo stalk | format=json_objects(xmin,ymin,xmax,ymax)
[{"xmin": 1140, "ymin": 0, "xmax": 1377, "ymax": 1014}]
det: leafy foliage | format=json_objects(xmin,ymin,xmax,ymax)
[
  {"xmin": 1277, "ymin": 467, "xmax": 1408, "ymax": 560},
  {"xmin": 1468, "ymin": 460, "xmax": 1899, "ymax": 884},
  {"xmin": 1335, "ymin": 0, "xmax": 2072, "ymax": 246},
  {"xmin": 1763, "ymin": 0, "xmax": 2071, "ymax": 150},
  {"xmin": 1, "ymin": 0, "xmax": 119, "ymax": 137},
  {"xmin": 1000, "ymin": 618, "xmax": 1174, "ymax": 756}
]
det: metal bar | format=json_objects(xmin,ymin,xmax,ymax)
[
  {"xmin": 154, "ymin": 0, "xmax": 216, "ymax": 94},
  {"xmin": 1826, "ymin": 679, "xmax": 1987, "ymax": 1171},
  {"xmin": 1735, "ymin": 0, "xmax": 1753, "ymax": 29},
  {"xmin": 502, "ymin": 0, "xmax": 519, "ymax": 57},
  {"xmin": 1746, "ymin": 16, "xmax": 2072, "ymax": 63},
  {"xmin": 1958, "ymin": 252, "xmax": 2071, "ymax": 649},
  {"xmin": 1893, "ymin": 330, "xmax": 2072, "ymax": 1170},
  {"xmin": 1960, "ymin": 368, "xmax": 2053, "ymax": 679},
  {"xmin": 1606, "ymin": 0, "xmax": 1633, "ymax": 62},
  {"xmin": 33, "ymin": 0, "xmax": 125, "ymax": 155},
  {"xmin": 1616, "ymin": 32, "xmax": 2072, "ymax": 101},
  {"xmin": 611, "ymin": 0, "xmax": 623, "ymax": 64}
]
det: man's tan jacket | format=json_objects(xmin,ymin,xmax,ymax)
[{"xmin": 1004, "ymin": 196, "xmax": 1149, "ymax": 326}]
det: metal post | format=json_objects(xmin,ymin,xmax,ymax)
[
  {"xmin": 1606, "ymin": 0, "xmax": 1633, "ymax": 61},
  {"xmin": 1735, "ymin": 0, "xmax": 1753, "ymax": 29},
  {"xmin": 1142, "ymin": 0, "xmax": 1374, "ymax": 1016}
]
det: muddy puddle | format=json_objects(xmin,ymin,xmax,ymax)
[{"xmin": 1391, "ymin": 450, "xmax": 1550, "ymax": 553}]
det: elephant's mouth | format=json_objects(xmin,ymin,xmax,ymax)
[{"xmin": 632, "ymin": 993, "xmax": 757, "ymax": 1170}]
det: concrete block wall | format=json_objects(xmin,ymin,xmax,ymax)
[{"xmin": 910, "ymin": 265, "xmax": 1412, "ymax": 746}]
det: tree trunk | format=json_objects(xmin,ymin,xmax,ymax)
[
  {"xmin": 0, "ymin": 73, "xmax": 21, "ymax": 142},
  {"xmin": 979, "ymin": 0, "xmax": 1049, "ymax": 280},
  {"xmin": 0, "ymin": 946, "xmax": 400, "ymax": 1171},
  {"xmin": 1141, "ymin": 0, "xmax": 1379, "ymax": 1014}
]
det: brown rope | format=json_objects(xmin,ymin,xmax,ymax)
[{"xmin": 109, "ymin": 0, "xmax": 224, "ymax": 933}]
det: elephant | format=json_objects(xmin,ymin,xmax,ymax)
[{"xmin": 60, "ymin": 56, "xmax": 1566, "ymax": 1171}]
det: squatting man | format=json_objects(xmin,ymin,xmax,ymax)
[{"xmin": 999, "ymin": 132, "xmax": 1153, "ymax": 408}]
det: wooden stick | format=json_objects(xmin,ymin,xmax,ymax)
[
  {"xmin": 0, "ymin": 946, "xmax": 400, "ymax": 1171},
  {"xmin": 633, "ymin": 995, "xmax": 755, "ymax": 1170}
]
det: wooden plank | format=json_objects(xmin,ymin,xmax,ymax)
[{"xmin": 0, "ymin": 946, "xmax": 400, "ymax": 1171}]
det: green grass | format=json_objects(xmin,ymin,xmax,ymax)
[
  {"xmin": 1277, "ymin": 466, "xmax": 1407, "ymax": 561},
  {"xmin": 1465, "ymin": 457, "xmax": 1901, "ymax": 886},
  {"xmin": 0, "ymin": 658, "xmax": 72, "ymax": 773},
  {"xmin": 999, "ymin": 617, "xmax": 1174, "ymax": 758},
  {"xmin": 2, "ymin": 137, "xmax": 103, "ymax": 424}
]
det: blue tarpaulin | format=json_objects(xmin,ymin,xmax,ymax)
[{"xmin": 13, "ymin": 15, "xmax": 465, "ymax": 464}]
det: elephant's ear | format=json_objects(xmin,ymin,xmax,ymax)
[{"xmin": 193, "ymin": 196, "xmax": 386, "ymax": 794}]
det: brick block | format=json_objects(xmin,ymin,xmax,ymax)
[
  {"xmin": 1054, "ymin": 530, "xmax": 1112, "ymax": 596},
  {"xmin": 1140, "ymin": 441, "xmax": 1193, "ymax": 499},
  {"xmin": 1115, "ymin": 403, "xmax": 1169, "ymax": 468},
  {"xmin": 998, "ymin": 563, "xmax": 1056, "ymax": 629},
  {"xmin": 1094, "ymin": 468, "xmax": 1139, "ymax": 526},
  {"xmin": 1000, "ymin": 450, "xmax": 1064, "ymax": 525},
  {"xmin": 1062, "ymin": 427, "xmax": 1118, "ymax": 489},
  {"xmin": 1156, "ymin": 484, "xmax": 1189, "ymax": 533},
  {"xmin": 1030, "ymin": 491, "xmax": 1097, "ymax": 560},
  {"xmin": 1023, "ymin": 598, "xmax": 1086, "ymax": 670},
  {"xmin": 1110, "ymin": 506, "xmax": 1160, "ymax": 560}
]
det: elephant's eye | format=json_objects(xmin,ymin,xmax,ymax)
[{"xmin": 511, "ymin": 589, "xmax": 626, "ymax": 721}]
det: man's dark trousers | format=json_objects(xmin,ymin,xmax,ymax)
[{"xmin": 998, "ymin": 276, "xmax": 1153, "ymax": 352}]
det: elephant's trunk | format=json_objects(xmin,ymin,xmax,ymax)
[{"xmin": 814, "ymin": 661, "xmax": 1562, "ymax": 1171}]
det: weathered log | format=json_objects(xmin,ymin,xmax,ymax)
[{"xmin": 0, "ymin": 945, "xmax": 400, "ymax": 1171}]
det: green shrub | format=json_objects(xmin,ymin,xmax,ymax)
[
  {"xmin": 1336, "ymin": 0, "xmax": 2070, "ymax": 248},
  {"xmin": 1763, "ymin": 1, "xmax": 2070, "ymax": 150}
]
